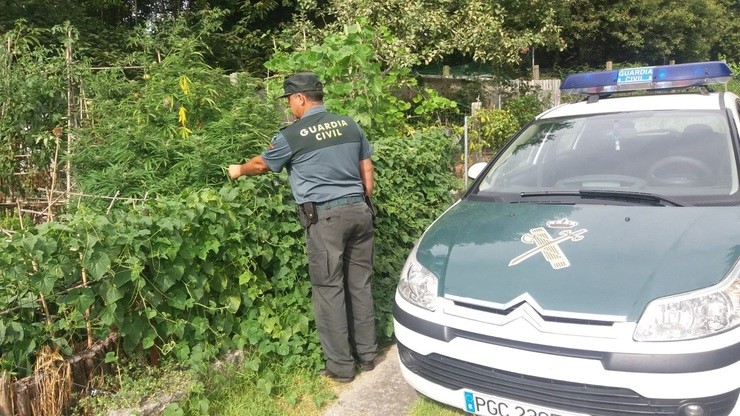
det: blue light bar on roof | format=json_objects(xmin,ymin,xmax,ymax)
[{"xmin": 560, "ymin": 61, "xmax": 733, "ymax": 95}]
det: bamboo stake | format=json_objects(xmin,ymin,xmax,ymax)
[
  {"xmin": 39, "ymin": 188, "xmax": 150, "ymax": 203},
  {"xmin": 79, "ymin": 252, "xmax": 94, "ymax": 348},
  {"xmin": 16, "ymin": 201, "xmax": 23, "ymax": 230},
  {"xmin": 106, "ymin": 190, "xmax": 120, "ymax": 214},
  {"xmin": 47, "ymin": 128, "xmax": 62, "ymax": 222},
  {"xmin": 66, "ymin": 27, "xmax": 73, "ymax": 197},
  {"xmin": 79, "ymin": 84, "xmax": 88, "ymax": 122},
  {"xmin": 89, "ymin": 65, "xmax": 145, "ymax": 70},
  {"xmin": 17, "ymin": 201, "xmax": 53, "ymax": 329},
  {"xmin": 2, "ymin": 37, "xmax": 9, "ymax": 119}
]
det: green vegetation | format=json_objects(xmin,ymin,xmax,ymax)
[
  {"xmin": 468, "ymin": 92, "xmax": 547, "ymax": 157},
  {"xmin": 71, "ymin": 16, "xmax": 281, "ymax": 197},
  {"xmin": 3, "ymin": 2, "xmax": 740, "ymax": 414},
  {"xmin": 410, "ymin": 397, "xmax": 467, "ymax": 416},
  {"xmin": 0, "ymin": 17, "xmax": 460, "ymax": 415},
  {"xmin": 75, "ymin": 352, "xmax": 337, "ymax": 415}
]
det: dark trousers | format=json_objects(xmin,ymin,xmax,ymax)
[{"xmin": 306, "ymin": 201, "xmax": 377, "ymax": 377}]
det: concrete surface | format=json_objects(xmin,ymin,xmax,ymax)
[{"xmin": 322, "ymin": 344, "xmax": 419, "ymax": 416}]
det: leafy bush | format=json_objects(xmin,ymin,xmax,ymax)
[
  {"xmin": 265, "ymin": 21, "xmax": 458, "ymax": 139},
  {"xmin": 468, "ymin": 108, "xmax": 519, "ymax": 156},
  {"xmin": 0, "ymin": 178, "xmax": 309, "ymax": 376},
  {"xmin": 503, "ymin": 92, "xmax": 547, "ymax": 128},
  {"xmin": 71, "ymin": 17, "xmax": 281, "ymax": 198},
  {"xmin": 0, "ymin": 19, "xmax": 461, "ymax": 395},
  {"xmin": 722, "ymin": 57, "xmax": 740, "ymax": 96},
  {"xmin": 0, "ymin": 127, "xmax": 458, "ymax": 378},
  {"xmin": 0, "ymin": 22, "xmax": 69, "ymax": 201},
  {"xmin": 371, "ymin": 129, "xmax": 460, "ymax": 336},
  {"xmin": 468, "ymin": 92, "xmax": 547, "ymax": 156}
]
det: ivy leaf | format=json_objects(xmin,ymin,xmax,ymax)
[
  {"xmin": 142, "ymin": 336, "xmax": 155, "ymax": 349},
  {"xmin": 222, "ymin": 294, "xmax": 241, "ymax": 314},
  {"xmin": 85, "ymin": 251, "xmax": 111, "ymax": 280},
  {"xmin": 21, "ymin": 234, "xmax": 38, "ymax": 253},
  {"xmin": 9, "ymin": 321, "xmax": 24, "ymax": 340},
  {"xmin": 168, "ymin": 288, "xmax": 189, "ymax": 310},
  {"xmin": 68, "ymin": 287, "xmax": 95, "ymax": 311},
  {"xmin": 98, "ymin": 304, "xmax": 117, "ymax": 327},
  {"xmin": 257, "ymin": 378, "xmax": 273, "ymax": 395},
  {"xmin": 284, "ymin": 391, "xmax": 298, "ymax": 406},
  {"xmin": 31, "ymin": 274, "xmax": 56, "ymax": 294},
  {"xmin": 105, "ymin": 285, "xmax": 124, "ymax": 304},
  {"xmin": 238, "ymin": 269, "xmax": 256, "ymax": 285},
  {"xmin": 276, "ymin": 343, "xmax": 289, "ymax": 356}
]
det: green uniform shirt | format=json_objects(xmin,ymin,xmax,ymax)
[{"xmin": 262, "ymin": 106, "xmax": 372, "ymax": 204}]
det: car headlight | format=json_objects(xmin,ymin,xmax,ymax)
[
  {"xmin": 397, "ymin": 246, "xmax": 439, "ymax": 311},
  {"xmin": 634, "ymin": 259, "xmax": 740, "ymax": 341}
]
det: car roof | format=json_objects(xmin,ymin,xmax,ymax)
[{"xmin": 539, "ymin": 90, "xmax": 740, "ymax": 120}]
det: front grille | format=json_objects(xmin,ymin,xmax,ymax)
[
  {"xmin": 399, "ymin": 342, "xmax": 739, "ymax": 416},
  {"xmin": 452, "ymin": 299, "xmax": 615, "ymax": 326}
]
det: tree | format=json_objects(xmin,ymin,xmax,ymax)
[
  {"xmin": 0, "ymin": 22, "xmax": 69, "ymax": 202},
  {"xmin": 712, "ymin": 0, "xmax": 740, "ymax": 63},
  {"xmin": 273, "ymin": 0, "xmax": 566, "ymax": 72},
  {"xmin": 547, "ymin": 0, "xmax": 730, "ymax": 68},
  {"xmin": 0, "ymin": 0, "xmax": 301, "ymax": 72}
]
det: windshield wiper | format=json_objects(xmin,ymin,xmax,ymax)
[
  {"xmin": 518, "ymin": 190, "xmax": 683, "ymax": 206},
  {"xmin": 578, "ymin": 190, "xmax": 683, "ymax": 206},
  {"xmin": 519, "ymin": 191, "xmax": 578, "ymax": 199}
]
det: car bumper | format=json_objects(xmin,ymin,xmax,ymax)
[{"xmin": 393, "ymin": 295, "xmax": 740, "ymax": 416}]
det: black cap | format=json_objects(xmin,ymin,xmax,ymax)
[{"xmin": 278, "ymin": 72, "xmax": 323, "ymax": 98}]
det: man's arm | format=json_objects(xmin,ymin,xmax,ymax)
[
  {"xmin": 228, "ymin": 155, "xmax": 271, "ymax": 179},
  {"xmin": 359, "ymin": 157, "xmax": 374, "ymax": 196}
]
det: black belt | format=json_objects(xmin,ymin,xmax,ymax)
[{"xmin": 315, "ymin": 194, "xmax": 365, "ymax": 211}]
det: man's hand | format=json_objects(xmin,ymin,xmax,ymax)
[
  {"xmin": 228, "ymin": 156, "xmax": 270, "ymax": 179},
  {"xmin": 228, "ymin": 164, "xmax": 242, "ymax": 180}
]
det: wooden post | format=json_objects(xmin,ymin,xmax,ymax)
[
  {"xmin": 12, "ymin": 381, "xmax": 33, "ymax": 416},
  {"xmin": 442, "ymin": 65, "xmax": 450, "ymax": 77},
  {"xmin": 532, "ymin": 65, "xmax": 540, "ymax": 80},
  {"xmin": 0, "ymin": 371, "xmax": 13, "ymax": 416},
  {"xmin": 606, "ymin": 61, "xmax": 613, "ymax": 70},
  {"xmin": 471, "ymin": 99, "xmax": 482, "ymax": 116},
  {"xmin": 66, "ymin": 27, "xmax": 73, "ymax": 198},
  {"xmin": 2, "ymin": 37, "xmax": 10, "ymax": 119}
]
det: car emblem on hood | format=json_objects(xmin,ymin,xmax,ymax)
[{"xmin": 509, "ymin": 218, "xmax": 587, "ymax": 270}]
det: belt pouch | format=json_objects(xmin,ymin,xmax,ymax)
[{"xmin": 300, "ymin": 202, "xmax": 318, "ymax": 227}]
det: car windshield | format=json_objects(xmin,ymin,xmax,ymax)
[{"xmin": 475, "ymin": 110, "xmax": 739, "ymax": 204}]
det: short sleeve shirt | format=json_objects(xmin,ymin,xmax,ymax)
[{"xmin": 261, "ymin": 106, "xmax": 373, "ymax": 204}]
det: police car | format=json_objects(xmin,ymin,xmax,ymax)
[{"xmin": 393, "ymin": 62, "xmax": 740, "ymax": 416}]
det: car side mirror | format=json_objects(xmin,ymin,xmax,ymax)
[{"xmin": 467, "ymin": 162, "xmax": 488, "ymax": 179}]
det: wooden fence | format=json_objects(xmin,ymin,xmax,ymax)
[{"xmin": 419, "ymin": 70, "xmax": 562, "ymax": 111}]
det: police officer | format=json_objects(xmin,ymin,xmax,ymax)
[{"xmin": 228, "ymin": 72, "xmax": 377, "ymax": 383}]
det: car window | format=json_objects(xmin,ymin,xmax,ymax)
[{"xmin": 476, "ymin": 110, "xmax": 739, "ymax": 201}]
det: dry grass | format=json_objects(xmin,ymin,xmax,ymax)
[{"xmin": 32, "ymin": 346, "xmax": 72, "ymax": 416}]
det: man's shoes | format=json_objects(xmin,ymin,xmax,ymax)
[
  {"xmin": 359, "ymin": 358, "xmax": 375, "ymax": 372},
  {"xmin": 320, "ymin": 368, "xmax": 355, "ymax": 383}
]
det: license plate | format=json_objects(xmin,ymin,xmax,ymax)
[{"xmin": 463, "ymin": 390, "xmax": 589, "ymax": 416}]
